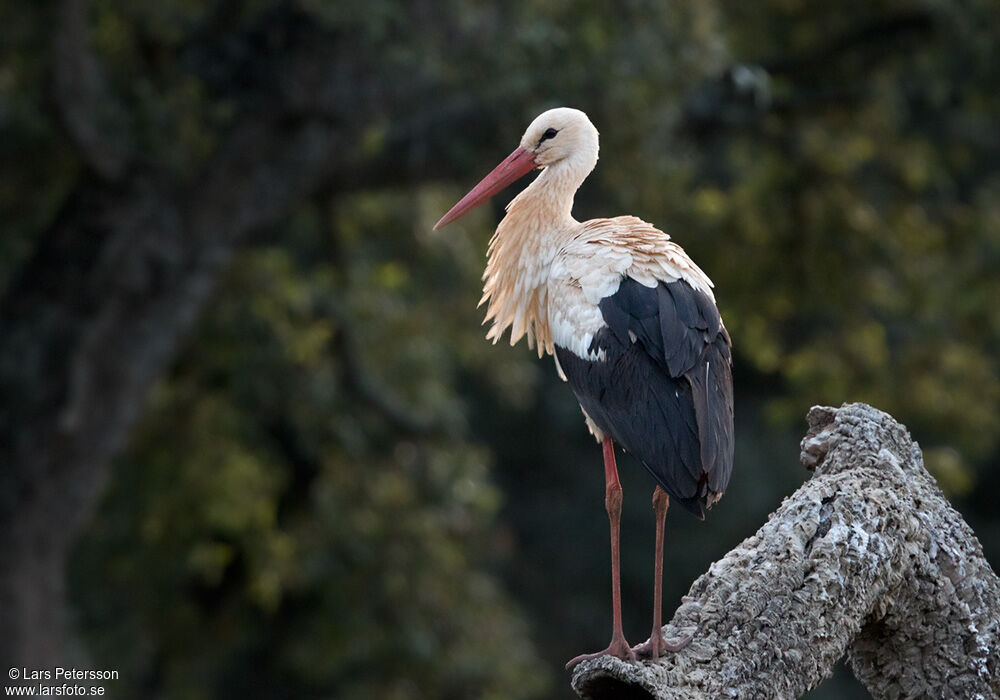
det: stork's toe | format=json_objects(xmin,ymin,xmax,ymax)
[{"xmin": 565, "ymin": 635, "xmax": 637, "ymax": 669}]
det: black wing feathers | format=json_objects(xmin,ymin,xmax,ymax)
[
  {"xmin": 559, "ymin": 277, "xmax": 734, "ymax": 518},
  {"xmin": 556, "ymin": 341, "xmax": 705, "ymax": 515},
  {"xmin": 683, "ymin": 328, "xmax": 734, "ymax": 494}
]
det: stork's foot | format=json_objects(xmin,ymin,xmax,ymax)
[
  {"xmin": 631, "ymin": 631, "xmax": 692, "ymax": 660},
  {"xmin": 565, "ymin": 635, "xmax": 637, "ymax": 669}
]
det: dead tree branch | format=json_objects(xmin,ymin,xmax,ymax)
[{"xmin": 571, "ymin": 403, "xmax": 1000, "ymax": 699}]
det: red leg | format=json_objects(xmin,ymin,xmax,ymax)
[
  {"xmin": 633, "ymin": 486, "xmax": 691, "ymax": 659},
  {"xmin": 566, "ymin": 437, "xmax": 636, "ymax": 668}
]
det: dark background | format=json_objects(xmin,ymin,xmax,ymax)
[{"xmin": 2, "ymin": 1, "xmax": 998, "ymax": 698}]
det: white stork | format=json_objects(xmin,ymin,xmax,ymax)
[{"xmin": 434, "ymin": 107, "xmax": 734, "ymax": 667}]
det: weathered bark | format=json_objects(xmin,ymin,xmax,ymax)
[{"xmin": 571, "ymin": 403, "xmax": 1000, "ymax": 699}]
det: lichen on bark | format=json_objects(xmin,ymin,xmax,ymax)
[{"xmin": 571, "ymin": 403, "xmax": 1000, "ymax": 699}]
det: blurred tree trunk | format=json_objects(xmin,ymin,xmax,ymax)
[
  {"xmin": 0, "ymin": 0, "xmax": 506, "ymax": 671},
  {"xmin": 571, "ymin": 403, "xmax": 1000, "ymax": 699},
  {"xmin": 0, "ymin": 122, "xmax": 339, "ymax": 670}
]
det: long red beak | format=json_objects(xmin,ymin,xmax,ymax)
[{"xmin": 434, "ymin": 147, "xmax": 538, "ymax": 230}]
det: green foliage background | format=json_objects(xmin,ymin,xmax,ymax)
[{"xmin": 3, "ymin": 0, "xmax": 999, "ymax": 697}]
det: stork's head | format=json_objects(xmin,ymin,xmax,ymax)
[
  {"xmin": 434, "ymin": 107, "xmax": 599, "ymax": 230},
  {"xmin": 519, "ymin": 107, "xmax": 600, "ymax": 170}
]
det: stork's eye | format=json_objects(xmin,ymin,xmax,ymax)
[{"xmin": 539, "ymin": 128, "xmax": 559, "ymax": 144}]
